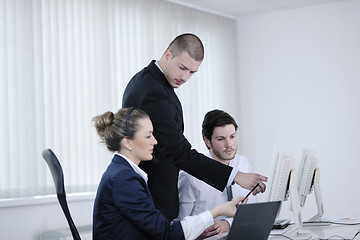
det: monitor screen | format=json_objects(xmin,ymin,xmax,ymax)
[
  {"xmin": 298, "ymin": 149, "xmax": 319, "ymax": 208},
  {"xmin": 266, "ymin": 146, "xmax": 296, "ymax": 202}
]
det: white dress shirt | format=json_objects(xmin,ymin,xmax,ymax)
[{"xmin": 177, "ymin": 152, "xmax": 258, "ymax": 226}]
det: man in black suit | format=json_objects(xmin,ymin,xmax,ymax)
[{"xmin": 122, "ymin": 33, "xmax": 267, "ymax": 221}]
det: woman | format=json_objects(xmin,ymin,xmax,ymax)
[{"xmin": 92, "ymin": 107, "xmax": 245, "ymax": 240}]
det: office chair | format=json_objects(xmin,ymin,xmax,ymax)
[{"xmin": 42, "ymin": 149, "xmax": 81, "ymax": 240}]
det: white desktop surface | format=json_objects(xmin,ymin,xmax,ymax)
[
  {"xmin": 205, "ymin": 223, "xmax": 360, "ymax": 240},
  {"xmin": 270, "ymin": 223, "xmax": 360, "ymax": 240}
]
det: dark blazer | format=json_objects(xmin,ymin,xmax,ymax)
[
  {"xmin": 122, "ymin": 60, "xmax": 232, "ymax": 220},
  {"xmin": 93, "ymin": 154, "xmax": 184, "ymax": 240}
]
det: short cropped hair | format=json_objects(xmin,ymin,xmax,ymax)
[{"xmin": 168, "ymin": 33, "xmax": 204, "ymax": 61}]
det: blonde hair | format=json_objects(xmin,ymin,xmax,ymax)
[{"xmin": 92, "ymin": 108, "xmax": 148, "ymax": 152}]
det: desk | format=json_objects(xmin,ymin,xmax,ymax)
[
  {"xmin": 270, "ymin": 223, "xmax": 360, "ymax": 240},
  {"xmin": 205, "ymin": 224, "xmax": 360, "ymax": 240}
]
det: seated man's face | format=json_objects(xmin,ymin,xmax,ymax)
[{"xmin": 208, "ymin": 124, "xmax": 237, "ymax": 161}]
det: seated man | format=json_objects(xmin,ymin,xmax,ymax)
[{"xmin": 177, "ymin": 109, "xmax": 257, "ymax": 238}]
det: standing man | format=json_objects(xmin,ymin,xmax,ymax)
[
  {"xmin": 122, "ymin": 33, "xmax": 266, "ymax": 220},
  {"xmin": 177, "ymin": 109, "xmax": 258, "ymax": 238}
]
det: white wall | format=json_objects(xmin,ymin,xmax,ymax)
[
  {"xmin": 0, "ymin": 194, "xmax": 94, "ymax": 240},
  {"xmin": 236, "ymin": 0, "xmax": 360, "ymax": 220}
]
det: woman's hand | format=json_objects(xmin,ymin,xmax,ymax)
[{"xmin": 210, "ymin": 196, "xmax": 248, "ymax": 219}]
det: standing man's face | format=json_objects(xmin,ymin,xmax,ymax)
[
  {"xmin": 205, "ymin": 124, "xmax": 238, "ymax": 163},
  {"xmin": 162, "ymin": 50, "xmax": 202, "ymax": 88}
]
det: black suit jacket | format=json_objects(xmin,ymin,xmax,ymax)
[{"xmin": 122, "ymin": 60, "xmax": 232, "ymax": 220}]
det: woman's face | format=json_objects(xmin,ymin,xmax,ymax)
[{"xmin": 130, "ymin": 117, "xmax": 157, "ymax": 164}]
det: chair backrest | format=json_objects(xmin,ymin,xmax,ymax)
[{"xmin": 42, "ymin": 149, "xmax": 81, "ymax": 240}]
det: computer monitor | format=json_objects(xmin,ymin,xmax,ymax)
[
  {"xmin": 266, "ymin": 146, "xmax": 306, "ymax": 237},
  {"xmin": 297, "ymin": 149, "xmax": 323, "ymax": 222},
  {"xmin": 267, "ymin": 146, "xmax": 296, "ymax": 203}
]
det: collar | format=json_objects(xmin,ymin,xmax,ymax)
[
  {"xmin": 154, "ymin": 60, "xmax": 164, "ymax": 74},
  {"xmin": 114, "ymin": 152, "xmax": 148, "ymax": 183}
]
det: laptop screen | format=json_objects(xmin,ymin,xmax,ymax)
[{"xmin": 211, "ymin": 201, "xmax": 281, "ymax": 240}]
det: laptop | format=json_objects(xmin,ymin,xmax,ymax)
[{"xmin": 206, "ymin": 201, "xmax": 281, "ymax": 240}]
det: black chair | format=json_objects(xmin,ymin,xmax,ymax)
[{"xmin": 42, "ymin": 149, "xmax": 81, "ymax": 240}]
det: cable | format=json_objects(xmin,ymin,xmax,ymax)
[
  {"xmin": 303, "ymin": 220, "xmax": 360, "ymax": 226},
  {"xmin": 331, "ymin": 222, "xmax": 360, "ymax": 226},
  {"xmin": 323, "ymin": 235, "xmax": 347, "ymax": 240},
  {"xmin": 269, "ymin": 233, "xmax": 294, "ymax": 239},
  {"xmin": 351, "ymin": 230, "xmax": 360, "ymax": 240}
]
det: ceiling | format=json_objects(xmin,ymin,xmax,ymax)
[{"xmin": 165, "ymin": 0, "xmax": 348, "ymax": 18}]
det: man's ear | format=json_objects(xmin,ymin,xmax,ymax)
[
  {"xmin": 164, "ymin": 49, "xmax": 173, "ymax": 60},
  {"xmin": 204, "ymin": 136, "xmax": 212, "ymax": 149}
]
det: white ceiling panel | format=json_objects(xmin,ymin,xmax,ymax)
[{"xmin": 165, "ymin": 0, "xmax": 350, "ymax": 18}]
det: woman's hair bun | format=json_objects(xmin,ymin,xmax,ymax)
[{"xmin": 93, "ymin": 111, "xmax": 114, "ymax": 139}]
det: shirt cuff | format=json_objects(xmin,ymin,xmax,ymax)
[
  {"xmin": 223, "ymin": 217, "xmax": 233, "ymax": 226},
  {"xmin": 181, "ymin": 210, "xmax": 214, "ymax": 240}
]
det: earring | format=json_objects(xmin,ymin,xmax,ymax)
[{"xmin": 128, "ymin": 147, "xmax": 132, "ymax": 151}]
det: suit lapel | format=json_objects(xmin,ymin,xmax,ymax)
[
  {"xmin": 112, "ymin": 154, "xmax": 149, "ymax": 186},
  {"xmin": 147, "ymin": 61, "xmax": 183, "ymax": 116}
]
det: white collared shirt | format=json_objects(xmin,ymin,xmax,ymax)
[
  {"xmin": 154, "ymin": 60, "xmax": 164, "ymax": 73},
  {"xmin": 177, "ymin": 152, "xmax": 258, "ymax": 226},
  {"xmin": 114, "ymin": 152, "xmax": 148, "ymax": 183}
]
